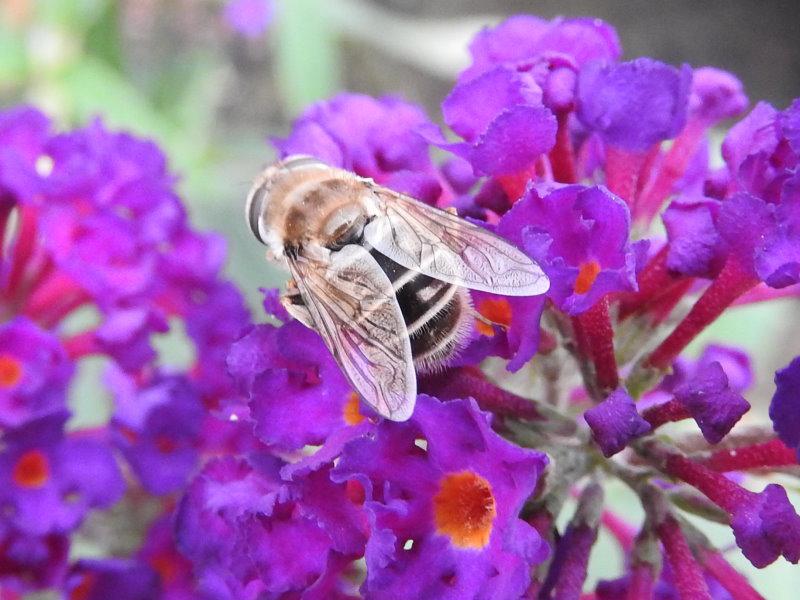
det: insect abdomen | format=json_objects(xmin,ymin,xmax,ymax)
[{"xmin": 369, "ymin": 250, "xmax": 473, "ymax": 373}]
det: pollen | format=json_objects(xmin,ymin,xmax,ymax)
[
  {"xmin": 0, "ymin": 354, "xmax": 23, "ymax": 388},
  {"xmin": 343, "ymin": 392, "xmax": 366, "ymax": 425},
  {"xmin": 475, "ymin": 298, "xmax": 512, "ymax": 337},
  {"xmin": 574, "ymin": 260, "xmax": 601, "ymax": 294},
  {"xmin": 433, "ymin": 470, "xmax": 497, "ymax": 549},
  {"xmin": 12, "ymin": 449, "xmax": 51, "ymax": 489}
]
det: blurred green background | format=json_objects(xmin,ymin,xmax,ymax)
[{"xmin": 2, "ymin": 0, "xmax": 798, "ymax": 597}]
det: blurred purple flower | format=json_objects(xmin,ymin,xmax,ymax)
[
  {"xmin": 65, "ymin": 558, "xmax": 160, "ymax": 600},
  {"xmin": 0, "ymin": 412, "xmax": 124, "ymax": 535},
  {"xmin": 224, "ymin": 0, "xmax": 274, "ymax": 39},
  {"xmin": 108, "ymin": 367, "xmax": 204, "ymax": 495},
  {"xmin": 0, "ymin": 317, "xmax": 72, "ymax": 427}
]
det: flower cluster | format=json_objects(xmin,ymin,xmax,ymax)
[
  {"xmin": 0, "ymin": 108, "xmax": 251, "ymax": 597},
  {"xmin": 3, "ymin": 11, "xmax": 800, "ymax": 600},
  {"xmin": 175, "ymin": 14, "xmax": 800, "ymax": 599}
]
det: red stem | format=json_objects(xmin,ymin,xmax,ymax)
[
  {"xmin": 618, "ymin": 246, "xmax": 692, "ymax": 321},
  {"xmin": 664, "ymin": 453, "xmax": 751, "ymax": 513},
  {"xmin": 637, "ymin": 121, "xmax": 706, "ymax": 225},
  {"xmin": 626, "ymin": 563, "xmax": 656, "ymax": 600},
  {"xmin": 496, "ymin": 164, "xmax": 538, "ymax": 203},
  {"xmin": 418, "ymin": 366, "xmax": 542, "ymax": 421},
  {"xmin": 656, "ymin": 515, "xmax": 711, "ymax": 600},
  {"xmin": 699, "ymin": 550, "xmax": 765, "ymax": 600},
  {"xmin": 734, "ymin": 283, "xmax": 800, "ymax": 306},
  {"xmin": 23, "ymin": 272, "xmax": 85, "ymax": 320},
  {"xmin": 605, "ymin": 145, "xmax": 658, "ymax": 209},
  {"xmin": 62, "ymin": 330, "xmax": 99, "ymax": 359},
  {"xmin": 646, "ymin": 258, "xmax": 758, "ymax": 370},
  {"xmin": 573, "ymin": 296, "xmax": 619, "ymax": 392},
  {"xmin": 641, "ymin": 398, "xmax": 691, "ymax": 429},
  {"xmin": 647, "ymin": 278, "xmax": 696, "ymax": 326},
  {"xmin": 549, "ymin": 111, "xmax": 577, "ymax": 184},
  {"xmin": 600, "ymin": 510, "xmax": 635, "ymax": 551},
  {"xmin": 699, "ymin": 439, "xmax": 797, "ymax": 472}
]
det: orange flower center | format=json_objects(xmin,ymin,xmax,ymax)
[
  {"xmin": 343, "ymin": 392, "xmax": 365, "ymax": 425},
  {"xmin": 12, "ymin": 449, "xmax": 50, "ymax": 489},
  {"xmin": 433, "ymin": 470, "xmax": 496, "ymax": 549},
  {"xmin": 475, "ymin": 298, "xmax": 512, "ymax": 337},
  {"xmin": 0, "ymin": 354, "xmax": 23, "ymax": 388},
  {"xmin": 574, "ymin": 260, "xmax": 601, "ymax": 294}
]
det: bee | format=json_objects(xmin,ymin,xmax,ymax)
[{"xmin": 246, "ymin": 155, "xmax": 549, "ymax": 421}]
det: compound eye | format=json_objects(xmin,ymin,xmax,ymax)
[{"xmin": 246, "ymin": 184, "xmax": 269, "ymax": 244}]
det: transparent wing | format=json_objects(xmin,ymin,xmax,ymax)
[
  {"xmin": 363, "ymin": 188, "xmax": 549, "ymax": 296},
  {"xmin": 286, "ymin": 244, "xmax": 416, "ymax": 421}
]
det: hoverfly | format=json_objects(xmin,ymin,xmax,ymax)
[{"xmin": 246, "ymin": 155, "xmax": 549, "ymax": 421}]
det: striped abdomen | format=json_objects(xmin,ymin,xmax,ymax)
[{"xmin": 368, "ymin": 249, "xmax": 473, "ymax": 372}]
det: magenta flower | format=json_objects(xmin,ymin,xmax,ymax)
[
  {"xmin": 2, "ymin": 10, "xmax": 800, "ymax": 599},
  {"xmin": 0, "ymin": 106, "xmax": 250, "ymax": 595},
  {"xmin": 577, "ymin": 58, "xmax": 692, "ymax": 152},
  {"xmin": 175, "ymin": 454, "xmax": 366, "ymax": 598},
  {"xmin": 0, "ymin": 317, "xmax": 72, "ymax": 427},
  {"xmin": 770, "ymin": 356, "xmax": 800, "ymax": 459},
  {"xmin": 108, "ymin": 367, "xmax": 204, "ymax": 495},
  {"xmin": 274, "ymin": 93, "xmax": 443, "ymax": 202},
  {"xmin": 584, "ymin": 389, "xmax": 651, "ymax": 457},
  {"xmin": 0, "ymin": 413, "xmax": 124, "ymax": 535},
  {"xmin": 333, "ymin": 396, "xmax": 548, "ymax": 599},
  {"xmin": 65, "ymin": 558, "xmax": 160, "ymax": 600}
]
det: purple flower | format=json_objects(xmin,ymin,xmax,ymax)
[
  {"xmin": 470, "ymin": 289, "xmax": 545, "ymax": 372},
  {"xmin": 673, "ymin": 361, "xmax": 749, "ymax": 444},
  {"xmin": 41, "ymin": 210, "xmax": 158, "ymax": 303},
  {"xmin": 137, "ymin": 514, "xmax": 196, "ymax": 599},
  {"xmin": 436, "ymin": 65, "xmax": 558, "ymax": 177},
  {"xmin": 498, "ymin": 184, "xmax": 647, "ymax": 315},
  {"xmin": 333, "ymin": 395, "xmax": 548, "ymax": 599},
  {"xmin": 65, "ymin": 558, "xmax": 160, "ymax": 600},
  {"xmin": 0, "ymin": 317, "xmax": 72, "ymax": 427},
  {"xmin": 780, "ymin": 98, "xmax": 800, "ymax": 154},
  {"xmin": 227, "ymin": 321, "xmax": 366, "ymax": 451},
  {"xmin": 577, "ymin": 58, "xmax": 692, "ymax": 151},
  {"xmin": 663, "ymin": 197, "xmax": 724, "ymax": 277},
  {"xmin": 183, "ymin": 280, "xmax": 252, "ymax": 404},
  {"xmin": 274, "ymin": 93, "xmax": 442, "ymax": 202},
  {"xmin": 223, "ymin": 0, "xmax": 274, "ymax": 39},
  {"xmin": 0, "ymin": 527, "xmax": 68, "ymax": 593},
  {"xmin": 584, "ymin": 389, "xmax": 651, "ymax": 457},
  {"xmin": 108, "ymin": 367, "xmax": 204, "ymax": 495},
  {"xmin": 175, "ymin": 454, "xmax": 365, "ymax": 598},
  {"xmin": 538, "ymin": 484, "xmax": 603, "ymax": 598},
  {"xmin": 730, "ymin": 484, "xmax": 800, "ymax": 568},
  {"xmin": 95, "ymin": 307, "xmax": 168, "ymax": 372},
  {"xmin": 770, "ymin": 356, "xmax": 800, "ymax": 460},
  {"xmin": 0, "ymin": 412, "xmax": 124, "ymax": 535},
  {"xmin": 462, "ymin": 16, "xmax": 621, "ymax": 82},
  {"xmin": 688, "ymin": 67, "xmax": 748, "ymax": 125}
]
